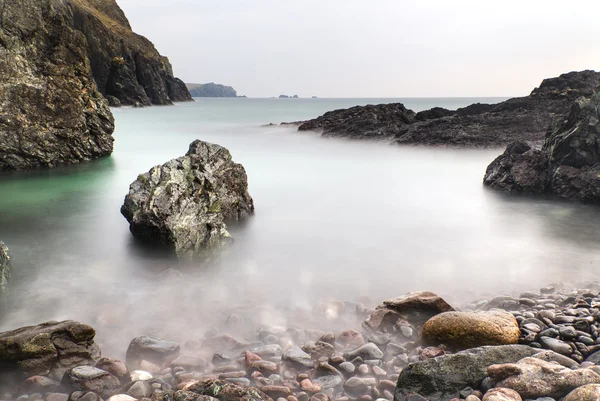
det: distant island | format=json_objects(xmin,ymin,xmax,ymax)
[
  {"xmin": 279, "ymin": 94, "xmax": 299, "ymax": 99},
  {"xmin": 186, "ymin": 83, "xmax": 245, "ymax": 98}
]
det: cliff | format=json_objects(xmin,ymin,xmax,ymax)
[
  {"xmin": 297, "ymin": 70, "xmax": 600, "ymax": 147},
  {"xmin": 187, "ymin": 83, "xmax": 238, "ymax": 98},
  {"xmin": 0, "ymin": 0, "xmax": 115, "ymax": 170},
  {"xmin": 69, "ymin": 0, "xmax": 192, "ymax": 106}
]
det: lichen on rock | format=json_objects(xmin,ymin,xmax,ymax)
[{"xmin": 121, "ymin": 140, "xmax": 255, "ymax": 259}]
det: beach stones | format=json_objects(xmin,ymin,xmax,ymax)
[
  {"xmin": 421, "ymin": 311, "xmax": 520, "ymax": 350},
  {"xmin": 126, "ymin": 336, "xmax": 180, "ymax": 368},
  {"xmin": 61, "ymin": 366, "xmax": 121, "ymax": 398},
  {"xmin": 482, "ymin": 388, "xmax": 522, "ymax": 401},
  {"xmin": 565, "ymin": 384, "xmax": 600, "ymax": 401},
  {"xmin": 283, "ymin": 346, "xmax": 313, "ymax": 370}
]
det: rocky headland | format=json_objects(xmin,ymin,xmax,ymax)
[
  {"xmin": 0, "ymin": 0, "xmax": 191, "ymax": 171},
  {"xmin": 3, "ymin": 284, "xmax": 600, "ymax": 401},
  {"xmin": 121, "ymin": 140, "xmax": 255, "ymax": 259},
  {"xmin": 295, "ymin": 70, "xmax": 600, "ymax": 148},
  {"xmin": 186, "ymin": 83, "xmax": 239, "ymax": 98},
  {"xmin": 484, "ymin": 92, "xmax": 600, "ymax": 202}
]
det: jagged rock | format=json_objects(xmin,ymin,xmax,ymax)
[
  {"xmin": 0, "ymin": 320, "xmax": 100, "ymax": 381},
  {"xmin": 62, "ymin": 366, "xmax": 121, "ymax": 398},
  {"xmin": 394, "ymin": 345, "xmax": 539, "ymax": 401},
  {"xmin": 0, "ymin": 242, "xmax": 11, "ymax": 307},
  {"xmin": 421, "ymin": 311, "xmax": 520, "ymax": 350},
  {"xmin": 0, "ymin": 0, "xmax": 115, "ymax": 170},
  {"xmin": 121, "ymin": 140, "xmax": 254, "ymax": 258},
  {"xmin": 363, "ymin": 291, "xmax": 454, "ymax": 333},
  {"xmin": 298, "ymin": 70, "xmax": 600, "ymax": 147},
  {"xmin": 484, "ymin": 93, "xmax": 600, "ymax": 202},
  {"xmin": 125, "ymin": 337, "xmax": 180, "ymax": 369},
  {"xmin": 187, "ymin": 83, "xmax": 238, "ymax": 98},
  {"xmin": 488, "ymin": 357, "xmax": 600, "ymax": 399},
  {"xmin": 186, "ymin": 379, "xmax": 270, "ymax": 401}
]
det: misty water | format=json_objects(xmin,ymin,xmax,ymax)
[{"xmin": 2, "ymin": 97, "xmax": 600, "ymax": 356}]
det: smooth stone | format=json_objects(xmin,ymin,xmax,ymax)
[
  {"xmin": 131, "ymin": 371, "xmax": 153, "ymax": 381},
  {"xmin": 283, "ymin": 346, "xmax": 313, "ymax": 370},
  {"xmin": 564, "ymin": 384, "xmax": 600, "ymax": 401},
  {"xmin": 343, "ymin": 343, "xmax": 383, "ymax": 361},
  {"xmin": 343, "ymin": 378, "xmax": 368, "ymax": 397},
  {"xmin": 539, "ymin": 337, "xmax": 573, "ymax": 356},
  {"xmin": 126, "ymin": 337, "xmax": 180, "ymax": 368},
  {"xmin": 482, "ymin": 388, "xmax": 522, "ymax": 401}
]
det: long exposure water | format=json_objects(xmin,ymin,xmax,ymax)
[{"xmin": 2, "ymin": 97, "xmax": 600, "ymax": 356}]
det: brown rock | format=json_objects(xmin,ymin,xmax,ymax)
[
  {"xmin": 565, "ymin": 384, "xmax": 600, "ymax": 401},
  {"xmin": 261, "ymin": 385, "xmax": 292, "ymax": 399},
  {"xmin": 482, "ymin": 388, "xmax": 522, "ymax": 401},
  {"xmin": 337, "ymin": 330, "xmax": 365, "ymax": 348},
  {"xmin": 364, "ymin": 291, "xmax": 454, "ymax": 332},
  {"xmin": 300, "ymin": 379, "xmax": 322, "ymax": 393},
  {"xmin": 422, "ymin": 311, "xmax": 520, "ymax": 350},
  {"xmin": 96, "ymin": 358, "xmax": 129, "ymax": 383}
]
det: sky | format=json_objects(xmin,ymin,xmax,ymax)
[{"xmin": 117, "ymin": 0, "xmax": 600, "ymax": 98}]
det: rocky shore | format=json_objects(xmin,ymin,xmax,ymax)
[
  {"xmin": 294, "ymin": 70, "xmax": 600, "ymax": 148},
  {"xmin": 4, "ymin": 285, "xmax": 600, "ymax": 401}
]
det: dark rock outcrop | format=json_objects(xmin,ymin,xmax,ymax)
[
  {"xmin": 121, "ymin": 140, "xmax": 255, "ymax": 259},
  {"xmin": 187, "ymin": 83, "xmax": 238, "ymax": 98},
  {"xmin": 69, "ymin": 0, "xmax": 192, "ymax": 106},
  {"xmin": 395, "ymin": 345, "xmax": 539, "ymax": 401},
  {"xmin": 0, "ymin": 321, "xmax": 100, "ymax": 381},
  {"xmin": 0, "ymin": 242, "xmax": 11, "ymax": 307},
  {"xmin": 297, "ymin": 70, "xmax": 600, "ymax": 147},
  {"xmin": 484, "ymin": 93, "xmax": 600, "ymax": 202},
  {"xmin": 0, "ymin": 0, "xmax": 115, "ymax": 170}
]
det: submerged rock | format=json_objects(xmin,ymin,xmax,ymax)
[
  {"xmin": 484, "ymin": 92, "xmax": 600, "ymax": 202},
  {"xmin": 0, "ymin": 242, "xmax": 11, "ymax": 307},
  {"xmin": 421, "ymin": 311, "xmax": 521, "ymax": 350},
  {"xmin": 121, "ymin": 140, "xmax": 254, "ymax": 258},
  {"xmin": 297, "ymin": 70, "xmax": 600, "ymax": 147},
  {"xmin": 0, "ymin": 321, "xmax": 100, "ymax": 381}
]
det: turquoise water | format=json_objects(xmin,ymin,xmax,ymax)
[{"xmin": 2, "ymin": 97, "xmax": 600, "ymax": 354}]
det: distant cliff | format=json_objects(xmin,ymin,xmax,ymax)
[{"xmin": 187, "ymin": 83, "xmax": 238, "ymax": 98}]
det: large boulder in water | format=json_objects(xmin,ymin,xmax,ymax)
[
  {"xmin": 484, "ymin": 93, "xmax": 600, "ymax": 202},
  {"xmin": 121, "ymin": 140, "xmax": 254, "ymax": 259},
  {"xmin": 0, "ymin": 321, "xmax": 100, "ymax": 381}
]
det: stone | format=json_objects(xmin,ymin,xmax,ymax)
[
  {"xmin": 488, "ymin": 357, "xmax": 600, "ymax": 399},
  {"xmin": 482, "ymin": 388, "xmax": 522, "ymax": 401},
  {"xmin": 539, "ymin": 337, "xmax": 573, "ymax": 356},
  {"xmin": 126, "ymin": 336, "xmax": 180, "ymax": 368},
  {"xmin": 248, "ymin": 360, "xmax": 279, "ymax": 375},
  {"xmin": 297, "ymin": 71, "xmax": 600, "ymax": 147},
  {"xmin": 186, "ymin": 379, "xmax": 270, "ymax": 401},
  {"xmin": 564, "ymin": 384, "xmax": 600, "ymax": 401},
  {"xmin": 107, "ymin": 396, "xmax": 138, "ymax": 401},
  {"xmin": 484, "ymin": 92, "xmax": 600, "ymax": 202},
  {"xmin": 312, "ymin": 375, "xmax": 343, "ymax": 390},
  {"xmin": 0, "ymin": 242, "xmax": 11, "ymax": 308},
  {"xmin": 97, "ymin": 358, "xmax": 129, "ymax": 383},
  {"xmin": 363, "ymin": 291, "xmax": 454, "ymax": 332},
  {"xmin": 0, "ymin": 321, "xmax": 100, "ymax": 381},
  {"xmin": 121, "ymin": 140, "xmax": 255, "ymax": 259},
  {"xmin": 130, "ymin": 370, "xmax": 153, "ymax": 381},
  {"xmin": 260, "ymin": 386, "xmax": 292, "ymax": 399},
  {"xmin": 300, "ymin": 379, "xmax": 322, "ymax": 393},
  {"xmin": 127, "ymin": 381, "xmax": 153, "ymax": 399},
  {"xmin": 302, "ymin": 342, "xmax": 335, "ymax": 361},
  {"xmin": 337, "ymin": 330, "xmax": 365, "ymax": 348},
  {"xmin": 46, "ymin": 394, "xmax": 69, "ymax": 401},
  {"xmin": 282, "ymin": 346, "xmax": 313, "ymax": 370},
  {"xmin": 343, "ymin": 378, "xmax": 368, "ymax": 397},
  {"xmin": 170, "ymin": 356, "xmax": 208, "ymax": 371},
  {"xmin": 17, "ymin": 376, "xmax": 62, "ymax": 395},
  {"xmin": 422, "ymin": 311, "xmax": 520, "ymax": 350},
  {"xmin": 395, "ymin": 345, "xmax": 539, "ymax": 401},
  {"xmin": 343, "ymin": 343, "xmax": 384, "ymax": 361},
  {"xmin": 62, "ymin": 366, "xmax": 121, "ymax": 398}
]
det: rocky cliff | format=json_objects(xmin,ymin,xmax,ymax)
[
  {"xmin": 187, "ymin": 83, "xmax": 238, "ymax": 98},
  {"xmin": 68, "ymin": 0, "xmax": 192, "ymax": 106},
  {"xmin": 0, "ymin": 0, "xmax": 115, "ymax": 170},
  {"xmin": 484, "ymin": 93, "xmax": 600, "ymax": 202},
  {"xmin": 297, "ymin": 70, "xmax": 600, "ymax": 147}
]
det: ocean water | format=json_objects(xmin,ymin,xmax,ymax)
[{"xmin": 2, "ymin": 97, "xmax": 600, "ymax": 355}]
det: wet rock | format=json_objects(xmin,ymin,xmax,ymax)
[
  {"xmin": 564, "ymin": 384, "xmax": 600, "ymax": 401},
  {"xmin": 0, "ymin": 321, "xmax": 100, "ymax": 380},
  {"xmin": 395, "ymin": 345, "xmax": 538, "ymax": 401},
  {"xmin": 539, "ymin": 337, "xmax": 573, "ymax": 356},
  {"xmin": 364, "ymin": 291, "xmax": 454, "ymax": 332},
  {"xmin": 343, "ymin": 343, "xmax": 383, "ymax": 361},
  {"xmin": 482, "ymin": 388, "xmax": 522, "ymax": 401},
  {"xmin": 260, "ymin": 386, "xmax": 291, "ymax": 399},
  {"xmin": 312, "ymin": 375, "xmax": 343, "ymax": 391},
  {"xmin": 422, "ymin": 311, "xmax": 520, "ymax": 350},
  {"xmin": 121, "ymin": 140, "xmax": 255, "ymax": 259},
  {"xmin": 343, "ymin": 377, "xmax": 368, "ymax": 397},
  {"xmin": 301, "ymin": 342, "xmax": 335, "ymax": 361},
  {"xmin": 127, "ymin": 381, "xmax": 153, "ymax": 399},
  {"xmin": 170, "ymin": 356, "xmax": 207, "ymax": 371},
  {"xmin": 62, "ymin": 366, "xmax": 121, "ymax": 398},
  {"xmin": 126, "ymin": 337, "xmax": 180, "ymax": 369},
  {"xmin": 488, "ymin": 357, "xmax": 600, "ymax": 398},
  {"xmin": 97, "ymin": 358, "xmax": 129, "ymax": 383},
  {"xmin": 186, "ymin": 379, "xmax": 270, "ymax": 401},
  {"xmin": 282, "ymin": 346, "xmax": 313, "ymax": 370}
]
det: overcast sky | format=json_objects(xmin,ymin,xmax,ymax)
[{"xmin": 117, "ymin": 0, "xmax": 600, "ymax": 98}]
